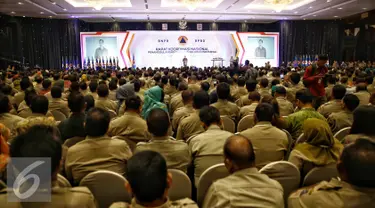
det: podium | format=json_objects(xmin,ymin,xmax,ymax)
[{"xmin": 212, "ymin": 58, "xmax": 224, "ymax": 67}]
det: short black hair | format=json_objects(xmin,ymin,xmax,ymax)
[
  {"xmin": 181, "ymin": 89, "xmax": 194, "ymax": 103},
  {"xmin": 10, "ymin": 125, "xmax": 62, "ymax": 175},
  {"xmin": 42, "ymin": 79, "xmax": 52, "ymax": 89},
  {"xmin": 70, "ymin": 81, "xmax": 80, "ymax": 92},
  {"xmin": 248, "ymin": 91, "xmax": 261, "ymax": 102},
  {"xmin": 246, "ymin": 79, "xmax": 258, "ymax": 92},
  {"xmin": 35, "ymin": 76, "xmax": 43, "ymax": 84},
  {"xmin": 343, "ymin": 94, "xmax": 360, "ymax": 112},
  {"xmin": 258, "ymin": 39, "xmax": 263, "ymax": 43},
  {"xmin": 125, "ymin": 96, "xmax": 142, "ymax": 111},
  {"xmin": 119, "ymin": 78, "xmax": 127, "ymax": 86},
  {"xmin": 275, "ymin": 86, "xmax": 287, "ymax": 95},
  {"xmin": 296, "ymin": 89, "xmax": 313, "ymax": 104},
  {"xmin": 237, "ymin": 77, "xmax": 246, "ymax": 87},
  {"xmin": 99, "ymin": 39, "xmax": 104, "ymax": 43},
  {"xmin": 255, "ymin": 103, "xmax": 274, "ymax": 122},
  {"xmin": 199, "ymin": 106, "xmax": 221, "ymax": 126},
  {"xmin": 260, "ymin": 78, "xmax": 269, "ymax": 88},
  {"xmin": 224, "ymin": 135, "xmax": 255, "ymax": 167},
  {"xmin": 147, "ymin": 108, "xmax": 170, "ymax": 137},
  {"xmin": 79, "ymin": 81, "xmax": 88, "ymax": 90},
  {"xmin": 193, "ymin": 90, "xmax": 209, "ymax": 109},
  {"xmin": 24, "ymin": 88, "xmax": 37, "ymax": 107},
  {"xmin": 133, "ymin": 80, "xmax": 141, "ymax": 92},
  {"xmin": 30, "ymin": 95, "xmax": 49, "ymax": 115},
  {"xmin": 89, "ymin": 81, "xmax": 98, "ymax": 93},
  {"xmin": 200, "ymin": 82, "xmax": 210, "ymax": 92},
  {"xmin": 178, "ymin": 82, "xmax": 188, "ymax": 91},
  {"xmin": 20, "ymin": 77, "xmax": 31, "ymax": 91},
  {"xmin": 84, "ymin": 95, "xmax": 95, "ymax": 112},
  {"xmin": 290, "ymin": 72, "xmax": 301, "ymax": 85},
  {"xmin": 85, "ymin": 108, "xmax": 110, "ymax": 137},
  {"xmin": 340, "ymin": 139, "xmax": 375, "ymax": 188},
  {"xmin": 97, "ymin": 84, "xmax": 109, "ymax": 97},
  {"xmin": 53, "ymin": 73, "xmax": 60, "ymax": 81},
  {"xmin": 126, "ymin": 151, "xmax": 168, "ymax": 203},
  {"xmin": 0, "ymin": 93, "xmax": 10, "ymax": 114},
  {"xmin": 51, "ymin": 86, "xmax": 62, "ymax": 99},
  {"xmin": 318, "ymin": 55, "xmax": 328, "ymax": 60},
  {"xmin": 217, "ymin": 82, "xmax": 230, "ymax": 100},
  {"xmin": 332, "ymin": 84, "xmax": 347, "ymax": 100},
  {"xmin": 68, "ymin": 92, "xmax": 85, "ymax": 113},
  {"xmin": 1, "ymin": 85, "xmax": 12, "ymax": 95},
  {"xmin": 350, "ymin": 106, "xmax": 375, "ymax": 136}
]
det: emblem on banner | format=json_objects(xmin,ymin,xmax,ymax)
[
  {"xmin": 179, "ymin": 20, "xmax": 187, "ymax": 30},
  {"xmin": 178, "ymin": 36, "xmax": 188, "ymax": 45}
]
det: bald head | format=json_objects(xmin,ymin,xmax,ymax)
[{"xmin": 224, "ymin": 135, "xmax": 255, "ymax": 171}]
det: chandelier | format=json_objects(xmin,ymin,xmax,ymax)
[
  {"xmin": 84, "ymin": 0, "xmax": 113, "ymax": 10},
  {"xmin": 178, "ymin": 0, "xmax": 206, "ymax": 11},
  {"xmin": 264, "ymin": 0, "xmax": 293, "ymax": 12}
]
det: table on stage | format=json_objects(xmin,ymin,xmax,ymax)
[{"xmin": 212, "ymin": 58, "xmax": 224, "ymax": 67}]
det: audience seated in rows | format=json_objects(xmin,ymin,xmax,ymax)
[
  {"xmin": 318, "ymin": 84, "xmax": 346, "ymax": 118},
  {"xmin": 239, "ymin": 91, "xmax": 261, "ymax": 120},
  {"xmin": 210, "ymin": 82, "xmax": 239, "ymax": 122},
  {"xmin": 274, "ymin": 86, "xmax": 294, "ymax": 116},
  {"xmin": 172, "ymin": 89, "xmax": 194, "ymax": 131},
  {"xmin": 342, "ymin": 105, "xmax": 375, "ymax": 144}
]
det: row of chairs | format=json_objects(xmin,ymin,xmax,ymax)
[
  {"xmin": 296, "ymin": 127, "xmax": 351, "ymax": 144},
  {"xmin": 57, "ymin": 161, "xmax": 339, "ymax": 208},
  {"xmin": 51, "ymin": 109, "xmax": 118, "ymax": 122}
]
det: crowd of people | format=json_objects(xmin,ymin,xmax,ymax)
[{"xmin": 0, "ymin": 55, "xmax": 374, "ymax": 207}]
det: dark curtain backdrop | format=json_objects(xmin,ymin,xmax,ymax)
[{"xmin": 1, "ymin": 15, "xmax": 358, "ymax": 69}]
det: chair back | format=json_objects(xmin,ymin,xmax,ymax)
[
  {"xmin": 63, "ymin": 137, "xmax": 85, "ymax": 148},
  {"xmin": 281, "ymin": 129, "xmax": 293, "ymax": 158},
  {"xmin": 168, "ymin": 169, "xmax": 192, "ymax": 201},
  {"xmin": 302, "ymin": 163, "xmax": 338, "ymax": 187},
  {"xmin": 108, "ymin": 110, "xmax": 118, "ymax": 120},
  {"xmin": 334, "ymin": 127, "xmax": 351, "ymax": 142},
  {"xmin": 259, "ymin": 161, "xmax": 300, "ymax": 204},
  {"xmin": 57, "ymin": 174, "xmax": 71, "ymax": 188},
  {"xmin": 296, "ymin": 133, "xmax": 305, "ymax": 144},
  {"xmin": 186, "ymin": 134, "xmax": 198, "ymax": 144},
  {"xmin": 237, "ymin": 115, "xmax": 254, "ymax": 132},
  {"xmin": 221, "ymin": 116, "xmax": 235, "ymax": 133},
  {"xmin": 51, "ymin": 110, "xmax": 66, "ymax": 122},
  {"xmin": 197, "ymin": 163, "xmax": 229, "ymax": 206},
  {"xmin": 79, "ymin": 170, "xmax": 131, "ymax": 208}
]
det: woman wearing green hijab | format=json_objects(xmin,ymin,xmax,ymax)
[
  {"xmin": 141, "ymin": 86, "xmax": 168, "ymax": 119},
  {"xmin": 288, "ymin": 118, "xmax": 344, "ymax": 177}
]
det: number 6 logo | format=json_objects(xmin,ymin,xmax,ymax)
[{"xmin": 13, "ymin": 161, "xmax": 45, "ymax": 199}]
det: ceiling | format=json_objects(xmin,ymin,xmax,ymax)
[{"xmin": 0, "ymin": 0, "xmax": 373, "ymax": 23}]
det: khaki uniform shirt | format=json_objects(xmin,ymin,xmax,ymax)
[
  {"xmin": 176, "ymin": 110, "xmax": 204, "ymax": 141},
  {"xmin": 189, "ymin": 125, "xmax": 233, "ymax": 184},
  {"xmin": 65, "ymin": 136, "xmax": 132, "ymax": 185},
  {"xmin": 172, "ymin": 104, "xmax": 194, "ymax": 131},
  {"xmin": 231, "ymin": 86, "xmax": 248, "ymax": 101},
  {"xmin": 164, "ymin": 85, "xmax": 178, "ymax": 97},
  {"xmin": 327, "ymin": 110, "xmax": 353, "ymax": 134},
  {"xmin": 170, "ymin": 92, "xmax": 184, "ymax": 116},
  {"xmin": 239, "ymin": 103, "xmax": 258, "ymax": 120},
  {"xmin": 135, "ymin": 136, "xmax": 191, "ymax": 173},
  {"xmin": 87, "ymin": 92, "xmax": 99, "ymax": 100},
  {"xmin": 286, "ymin": 83, "xmax": 305, "ymax": 103},
  {"xmin": 354, "ymin": 91, "xmax": 371, "ymax": 106},
  {"xmin": 288, "ymin": 178, "xmax": 375, "ymax": 208},
  {"xmin": 95, "ymin": 97, "xmax": 117, "ymax": 112},
  {"xmin": 276, "ymin": 97, "xmax": 294, "ymax": 117},
  {"xmin": 80, "ymin": 89, "xmax": 90, "ymax": 96},
  {"xmin": 0, "ymin": 185, "xmax": 97, "ymax": 208},
  {"xmin": 236, "ymin": 93, "xmax": 253, "ymax": 107},
  {"xmin": 110, "ymin": 198, "xmax": 198, "ymax": 208},
  {"xmin": 107, "ymin": 112, "xmax": 148, "ymax": 139},
  {"xmin": 258, "ymin": 88, "xmax": 271, "ymax": 98},
  {"xmin": 210, "ymin": 99, "xmax": 240, "ymax": 122},
  {"xmin": 13, "ymin": 91, "xmax": 24, "ymax": 107},
  {"xmin": 240, "ymin": 122, "xmax": 288, "ymax": 169},
  {"xmin": 202, "ymin": 168, "xmax": 284, "ymax": 208},
  {"xmin": 325, "ymin": 84, "xmax": 334, "ymax": 100},
  {"xmin": 49, "ymin": 98, "xmax": 70, "ymax": 117},
  {"xmin": 188, "ymin": 83, "xmax": 201, "ymax": 93},
  {"xmin": 317, "ymin": 100, "xmax": 342, "ymax": 118},
  {"xmin": 0, "ymin": 113, "xmax": 25, "ymax": 138},
  {"xmin": 108, "ymin": 90, "xmax": 117, "ymax": 101},
  {"xmin": 342, "ymin": 134, "xmax": 375, "ymax": 145}
]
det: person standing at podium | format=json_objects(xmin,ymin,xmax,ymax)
[{"xmin": 183, "ymin": 56, "xmax": 188, "ymax": 67}]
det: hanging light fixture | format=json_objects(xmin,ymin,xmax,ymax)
[
  {"xmin": 264, "ymin": 0, "xmax": 293, "ymax": 12},
  {"xmin": 84, "ymin": 0, "xmax": 113, "ymax": 10},
  {"xmin": 178, "ymin": 0, "xmax": 206, "ymax": 11}
]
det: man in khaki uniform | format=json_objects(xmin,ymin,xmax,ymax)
[
  {"xmin": 94, "ymin": 84, "xmax": 117, "ymax": 112},
  {"xmin": 172, "ymin": 90, "xmax": 194, "ymax": 131},
  {"xmin": 241, "ymin": 103, "xmax": 288, "ymax": 169},
  {"xmin": 189, "ymin": 106, "xmax": 233, "ymax": 185},
  {"xmin": 169, "ymin": 82, "xmax": 188, "ymax": 116},
  {"xmin": 258, "ymin": 78, "xmax": 271, "ymax": 98},
  {"xmin": 231, "ymin": 77, "xmax": 248, "ymax": 101},
  {"xmin": 109, "ymin": 151, "xmax": 198, "ymax": 208},
  {"xmin": 0, "ymin": 94, "xmax": 25, "ymax": 138},
  {"xmin": 65, "ymin": 108, "xmax": 132, "ymax": 185},
  {"xmin": 202, "ymin": 135, "xmax": 284, "ymax": 208},
  {"xmin": 325, "ymin": 75, "xmax": 336, "ymax": 101},
  {"xmin": 354, "ymin": 83, "xmax": 371, "ymax": 105},
  {"xmin": 211, "ymin": 83, "xmax": 239, "ymax": 122},
  {"xmin": 107, "ymin": 96, "xmax": 148, "ymax": 141},
  {"xmin": 176, "ymin": 91, "xmax": 209, "ymax": 141},
  {"xmin": 0, "ymin": 125, "xmax": 97, "ymax": 208},
  {"xmin": 318, "ymin": 85, "xmax": 347, "ymax": 118},
  {"xmin": 285, "ymin": 72, "xmax": 305, "ymax": 103},
  {"xmin": 88, "ymin": 81, "xmax": 99, "ymax": 100},
  {"xmin": 13, "ymin": 78, "xmax": 31, "ymax": 108},
  {"xmin": 236, "ymin": 79, "xmax": 258, "ymax": 107},
  {"xmin": 188, "ymin": 75, "xmax": 201, "ymax": 93},
  {"xmin": 275, "ymin": 86, "xmax": 294, "ymax": 117},
  {"xmin": 288, "ymin": 139, "xmax": 375, "ymax": 208},
  {"xmin": 135, "ymin": 109, "xmax": 190, "ymax": 173},
  {"xmin": 239, "ymin": 92, "xmax": 260, "ymax": 120},
  {"xmin": 49, "ymin": 86, "xmax": 70, "ymax": 117},
  {"xmin": 327, "ymin": 94, "xmax": 359, "ymax": 134}
]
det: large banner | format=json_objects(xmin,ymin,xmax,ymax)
[{"xmin": 80, "ymin": 31, "xmax": 279, "ymax": 68}]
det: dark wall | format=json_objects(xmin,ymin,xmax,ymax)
[{"xmin": 0, "ymin": 15, "xmax": 350, "ymax": 69}]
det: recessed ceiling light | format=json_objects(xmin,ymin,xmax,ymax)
[
  {"xmin": 52, "ymin": 2, "xmax": 56, "ymax": 4},
  {"xmin": 309, "ymin": 6, "xmax": 313, "ymax": 9},
  {"xmin": 327, "ymin": 0, "xmax": 331, "ymax": 2},
  {"xmin": 313, "ymin": 15, "xmax": 317, "ymax": 16},
  {"xmin": 294, "ymin": 11, "xmax": 298, "ymax": 14},
  {"xmin": 303, "ymin": 18, "xmax": 306, "ymax": 20},
  {"xmin": 92, "ymin": 9, "xmax": 95, "ymax": 11},
  {"xmin": 244, "ymin": 20, "xmax": 247, "ymax": 22},
  {"xmin": 363, "ymin": 8, "xmax": 367, "ymax": 10},
  {"xmin": 49, "ymin": 16, "xmax": 52, "ymax": 18},
  {"xmin": 18, "ymin": 2, "xmax": 23, "ymax": 5},
  {"xmin": 334, "ymin": 16, "xmax": 339, "ymax": 18},
  {"xmin": 118, "ymin": 8, "xmax": 122, "ymax": 11},
  {"xmin": 338, "ymin": 8, "xmax": 342, "ymax": 9},
  {"xmin": 40, "ymin": 12, "xmax": 44, "ymax": 14},
  {"xmin": 10, "ymin": 11, "xmax": 15, "ymax": 14},
  {"xmin": 63, "ymin": 8, "xmax": 67, "ymax": 11},
  {"xmin": 23, "ymin": 16, "xmax": 25, "ymax": 17}
]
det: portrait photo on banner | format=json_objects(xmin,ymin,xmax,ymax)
[
  {"xmin": 85, "ymin": 36, "xmax": 118, "ymax": 59},
  {"xmin": 247, "ymin": 37, "xmax": 275, "ymax": 59}
]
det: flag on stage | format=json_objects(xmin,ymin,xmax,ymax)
[
  {"xmin": 132, "ymin": 54, "xmax": 136, "ymax": 69},
  {"xmin": 307, "ymin": 55, "xmax": 311, "ymax": 65},
  {"xmin": 83, "ymin": 57, "xmax": 86, "ymax": 69},
  {"xmin": 61, "ymin": 57, "xmax": 65, "ymax": 69},
  {"xmin": 65, "ymin": 56, "xmax": 69, "ymax": 70}
]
